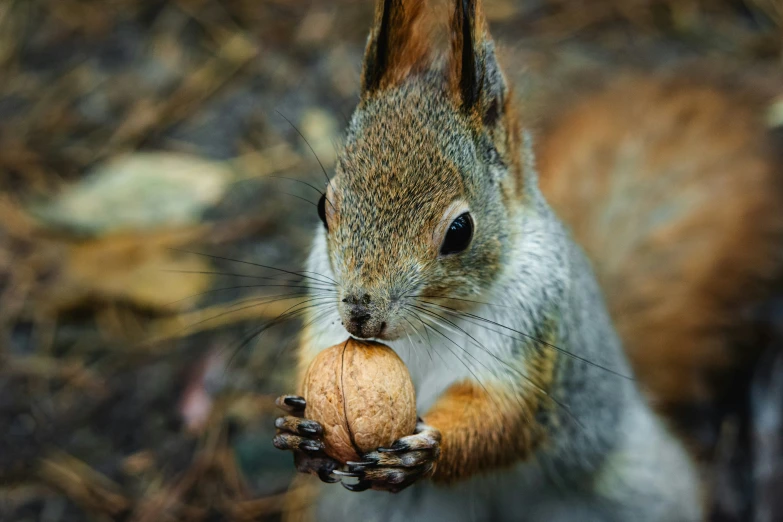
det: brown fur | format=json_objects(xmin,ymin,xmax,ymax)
[
  {"xmin": 424, "ymin": 344, "xmax": 557, "ymax": 483},
  {"xmin": 361, "ymin": 0, "xmax": 432, "ymax": 94},
  {"xmin": 537, "ymin": 74, "xmax": 783, "ymax": 417}
]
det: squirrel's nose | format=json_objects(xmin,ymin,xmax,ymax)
[{"xmin": 343, "ymin": 302, "xmax": 384, "ymax": 338}]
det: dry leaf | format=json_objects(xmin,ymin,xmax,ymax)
[
  {"xmin": 29, "ymin": 152, "xmax": 232, "ymax": 235},
  {"xmin": 49, "ymin": 227, "xmax": 211, "ymax": 313}
]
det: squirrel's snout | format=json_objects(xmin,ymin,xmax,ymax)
[
  {"xmin": 341, "ymin": 293, "xmax": 387, "ymax": 339},
  {"xmin": 343, "ymin": 303, "xmax": 385, "ymax": 339}
]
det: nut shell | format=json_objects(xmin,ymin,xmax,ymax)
[{"xmin": 303, "ymin": 339, "xmax": 417, "ymax": 463}]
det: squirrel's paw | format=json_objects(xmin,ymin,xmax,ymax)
[
  {"xmin": 335, "ymin": 419, "xmax": 441, "ymax": 493},
  {"xmin": 272, "ymin": 395, "xmax": 340, "ymax": 484}
]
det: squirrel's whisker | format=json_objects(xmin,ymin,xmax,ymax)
[
  {"xmin": 406, "ymin": 294, "xmax": 517, "ymax": 310},
  {"xmin": 400, "ymin": 314, "xmax": 435, "ymax": 364},
  {"xmin": 187, "ymin": 294, "xmax": 334, "ymax": 336},
  {"xmin": 298, "ymin": 270, "xmax": 340, "ymax": 287},
  {"xmin": 403, "ymin": 310, "xmax": 444, "ymax": 367},
  {"xmin": 400, "ymin": 318, "xmax": 417, "ymax": 363},
  {"xmin": 275, "ymin": 110, "xmax": 336, "ymax": 212},
  {"xmin": 163, "ymin": 270, "xmax": 301, "ymax": 283},
  {"xmin": 271, "ymin": 307, "xmax": 336, "ymax": 370},
  {"xmin": 402, "ymin": 312, "xmax": 489, "ymax": 429},
  {"xmin": 281, "ymin": 191, "xmax": 318, "ymax": 208},
  {"xmin": 269, "ymin": 174, "xmax": 328, "ymax": 198},
  {"xmin": 405, "ymin": 307, "xmax": 500, "ymax": 408},
  {"xmin": 224, "ymin": 299, "xmax": 333, "ymax": 370},
  {"xmin": 417, "ymin": 300, "xmax": 633, "ymax": 381},
  {"xmin": 168, "ymin": 248, "xmax": 339, "ymax": 288},
  {"xmin": 163, "ymin": 270, "xmax": 337, "ymax": 292},
  {"xmin": 164, "ymin": 292, "xmax": 315, "ymax": 342},
  {"xmin": 409, "ymin": 304, "xmax": 575, "ymax": 425},
  {"xmin": 166, "ymin": 283, "xmax": 336, "ymax": 306}
]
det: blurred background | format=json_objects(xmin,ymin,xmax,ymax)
[{"xmin": 0, "ymin": 1, "xmax": 780, "ymax": 521}]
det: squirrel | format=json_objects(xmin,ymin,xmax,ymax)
[{"xmin": 273, "ymin": 0, "xmax": 783, "ymax": 520}]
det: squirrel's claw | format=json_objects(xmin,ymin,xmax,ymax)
[
  {"xmin": 378, "ymin": 421, "xmax": 442, "ymax": 453},
  {"xmin": 273, "ymin": 432, "xmax": 324, "ymax": 453},
  {"xmin": 275, "ymin": 415, "xmax": 323, "ymax": 436},
  {"xmin": 292, "ymin": 451, "xmax": 341, "ymax": 484},
  {"xmin": 273, "ymin": 394, "xmax": 341, "ymax": 485},
  {"xmin": 275, "ymin": 395, "xmax": 307, "ymax": 414},
  {"xmin": 341, "ymin": 479, "xmax": 372, "ymax": 492},
  {"xmin": 332, "ymin": 469, "xmax": 362, "ymax": 478},
  {"xmin": 342, "ymin": 421, "xmax": 441, "ymax": 493},
  {"xmin": 357, "ymin": 450, "xmax": 432, "ymax": 468},
  {"xmin": 342, "ymin": 463, "xmax": 435, "ymax": 493},
  {"xmin": 317, "ymin": 467, "xmax": 341, "ymax": 484}
]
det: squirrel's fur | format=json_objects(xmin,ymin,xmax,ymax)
[
  {"xmin": 538, "ymin": 75, "xmax": 783, "ymax": 425},
  {"xmin": 276, "ymin": 1, "xmax": 783, "ymax": 520}
]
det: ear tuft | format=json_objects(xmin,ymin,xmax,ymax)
[
  {"xmin": 452, "ymin": 0, "xmax": 482, "ymax": 110},
  {"xmin": 449, "ymin": 0, "xmax": 507, "ymax": 126},
  {"xmin": 456, "ymin": 0, "xmax": 479, "ymax": 109},
  {"xmin": 362, "ymin": 0, "xmax": 431, "ymax": 95},
  {"xmin": 448, "ymin": 1, "xmax": 522, "ymax": 189}
]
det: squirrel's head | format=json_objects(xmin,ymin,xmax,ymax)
[{"xmin": 320, "ymin": 0, "xmax": 526, "ymax": 340}]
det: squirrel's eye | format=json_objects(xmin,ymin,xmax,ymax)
[
  {"xmin": 317, "ymin": 194, "xmax": 328, "ymax": 230},
  {"xmin": 440, "ymin": 213, "xmax": 473, "ymax": 256}
]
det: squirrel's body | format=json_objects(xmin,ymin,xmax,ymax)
[
  {"xmin": 302, "ymin": 186, "xmax": 701, "ymax": 521},
  {"xmin": 273, "ymin": 1, "xmax": 782, "ymax": 520}
]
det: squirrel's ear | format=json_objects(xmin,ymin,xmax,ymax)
[
  {"xmin": 361, "ymin": 0, "xmax": 431, "ymax": 95},
  {"xmin": 449, "ymin": 0, "xmax": 507, "ymax": 128}
]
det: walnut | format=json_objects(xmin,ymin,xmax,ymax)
[{"xmin": 303, "ymin": 339, "xmax": 417, "ymax": 463}]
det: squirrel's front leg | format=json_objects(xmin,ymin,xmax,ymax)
[{"xmin": 340, "ymin": 379, "xmax": 544, "ymax": 492}]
